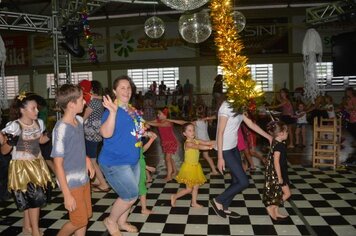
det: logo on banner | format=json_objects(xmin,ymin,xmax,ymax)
[{"xmin": 114, "ymin": 29, "xmax": 135, "ymax": 57}]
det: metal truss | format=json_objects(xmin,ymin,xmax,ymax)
[
  {"xmin": 59, "ymin": 0, "xmax": 109, "ymax": 26},
  {"xmin": 306, "ymin": 0, "xmax": 356, "ymax": 25},
  {"xmin": 0, "ymin": 11, "xmax": 52, "ymax": 33}
]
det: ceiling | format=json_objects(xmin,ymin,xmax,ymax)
[{"xmin": 0, "ymin": 0, "xmax": 338, "ymax": 18}]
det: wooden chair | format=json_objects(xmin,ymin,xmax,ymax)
[{"xmin": 312, "ymin": 117, "xmax": 341, "ymax": 170}]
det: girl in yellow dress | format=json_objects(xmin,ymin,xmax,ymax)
[{"xmin": 171, "ymin": 123, "xmax": 215, "ymax": 208}]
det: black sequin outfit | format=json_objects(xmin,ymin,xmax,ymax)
[{"xmin": 262, "ymin": 140, "xmax": 289, "ymax": 207}]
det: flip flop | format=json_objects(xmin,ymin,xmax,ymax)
[{"xmin": 92, "ymin": 186, "xmax": 111, "ymax": 192}]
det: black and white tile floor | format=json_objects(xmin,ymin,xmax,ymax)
[{"xmin": 0, "ymin": 164, "xmax": 355, "ymax": 236}]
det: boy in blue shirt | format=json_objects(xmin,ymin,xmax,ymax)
[{"xmin": 51, "ymin": 84, "xmax": 94, "ymax": 236}]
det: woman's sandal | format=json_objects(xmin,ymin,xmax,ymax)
[
  {"xmin": 118, "ymin": 222, "xmax": 138, "ymax": 233},
  {"xmin": 103, "ymin": 218, "xmax": 122, "ymax": 236}
]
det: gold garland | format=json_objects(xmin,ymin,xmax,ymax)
[{"xmin": 210, "ymin": 0, "xmax": 262, "ymax": 113}]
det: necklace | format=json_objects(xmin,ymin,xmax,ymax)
[{"xmin": 118, "ymin": 103, "xmax": 145, "ymax": 148}]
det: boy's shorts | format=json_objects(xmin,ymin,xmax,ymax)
[{"xmin": 69, "ymin": 182, "xmax": 92, "ymax": 227}]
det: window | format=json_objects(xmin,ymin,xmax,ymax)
[
  {"xmin": 127, "ymin": 67, "xmax": 179, "ymax": 92},
  {"xmin": 0, "ymin": 76, "xmax": 19, "ymax": 99},
  {"xmin": 46, "ymin": 72, "xmax": 92, "ymax": 98},
  {"xmin": 316, "ymin": 62, "xmax": 356, "ymax": 90},
  {"xmin": 217, "ymin": 64, "xmax": 273, "ymax": 91}
]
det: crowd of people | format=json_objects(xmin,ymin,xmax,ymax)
[{"xmin": 0, "ymin": 74, "xmax": 355, "ymax": 236}]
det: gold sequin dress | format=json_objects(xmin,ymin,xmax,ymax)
[
  {"xmin": 176, "ymin": 140, "xmax": 206, "ymax": 188},
  {"xmin": 3, "ymin": 120, "xmax": 53, "ymax": 193},
  {"xmin": 262, "ymin": 140, "xmax": 284, "ymax": 207}
]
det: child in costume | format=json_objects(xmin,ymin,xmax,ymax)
[
  {"xmin": 139, "ymin": 130, "xmax": 157, "ymax": 215},
  {"xmin": 263, "ymin": 121, "xmax": 291, "ymax": 221},
  {"xmin": 171, "ymin": 123, "xmax": 214, "ymax": 208},
  {"xmin": 1, "ymin": 92, "xmax": 53, "ymax": 236},
  {"xmin": 147, "ymin": 108, "xmax": 179, "ymax": 181}
]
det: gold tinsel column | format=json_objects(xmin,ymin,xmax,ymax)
[{"xmin": 210, "ymin": 0, "xmax": 262, "ymax": 113}]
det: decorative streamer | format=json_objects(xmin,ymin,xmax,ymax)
[
  {"xmin": 210, "ymin": 0, "xmax": 262, "ymax": 113},
  {"xmin": 80, "ymin": 9, "xmax": 98, "ymax": 63}
]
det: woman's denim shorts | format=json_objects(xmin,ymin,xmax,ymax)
[{"xmin": 100, "ymin": 162, "xmax": 140, "ymax": 201}]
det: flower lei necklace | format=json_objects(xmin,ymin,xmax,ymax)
[{"xmin": 118, "ymin": 101, "xmax": 145, "ymax": 148}]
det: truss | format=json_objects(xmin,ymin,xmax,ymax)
[
  {"xmin": 306, "ymin": 0, "xmax": 356, "ymax": 25},
  {"xmin": 59, "ymin": 0, "xmax": 109, "ymax": 26},
  {"xmin": 0, "ymin": 11, "xmax": 52, "ymax": 33}
]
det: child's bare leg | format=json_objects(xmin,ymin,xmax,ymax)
[
  {"xmin": 266, "ymin": 205, "xmax": 277, "ymax": 220},
  {"xmin": 146, "ymin": 165, "xmax": 156, "ymax": 183},
  {"xmin": 140, "ymin": 195, "xmax": 152, "ymax": 215},
  {"xmin": 23, "ymin": 209, "xmax": 32, "ymax": 234},
  {"xmin": 58, "ymin": 222, "xmax": 86, "ymax": 236},
  {"xmin": 274, "ymin": 205, "xmax": 288, "ymax": 219},
  {"xmin": 28, "ymin": 208, "xmax": 41, "ymax": 236},
  {"xmin": 73, "ymin": 226, "xmax": 87, "ymax": 236},
  {"xmin": 164, "ymin": 154, "xmax": 173, "ymax": 181},
  {"xmin": 241, "ymin": 152, "xmax": 248, "ymax": 172},
  {"xmin": 282, "ymin": 185, "xmax": 291, "ymax": 202},
  {"xmin": 191, "ymin": 185, "xmax": 203, "ymax": 208},
  {"xmin": 91, "ymin": 158, "xmax": 110, "ymax": 189},
  {"xmin": 146, "ymin": 165, "xmax": 156, "ymax": 173},
  {"xmin": 171, "ymin": 187, "xmax": 192, "ymax": 207},
  {"xmin": 202, "ymin": 151, "xmax": 218, "ymax": 175},
  {"xmin": 243, "ymin": 149, "xmax": 255, "ymax": 169},
  {"xmin": 146, "ymin": 170, "xmax": 152, "ymax": 183},
  {"xmin": 171, "ymin": 155, "xmax": 177, "ymax": 178}
]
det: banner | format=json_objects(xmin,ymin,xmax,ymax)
[
  {"xmin": 200, "ymin": 17, "xmax": 289, "ymax": 56},
  {"xmin": 2, "ymin": 35, "xmax": 29, "ymax": 67}
]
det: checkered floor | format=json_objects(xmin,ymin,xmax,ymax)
[{"xmin": 0, "ymin": 163, "xmax": 356, "ymax": 236}]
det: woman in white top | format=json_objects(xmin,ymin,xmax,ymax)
[{"xmin": 210, "ymin": 101, "xmax": 272, "ymax": 218}]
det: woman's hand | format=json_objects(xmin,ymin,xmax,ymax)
[
  {"xmin": 102, "ymin": 95, "xmax": 117, "ymax": 113},
  {"xmin": 217, "ymin": 157, "xmax": 225, "ymax": 175}
]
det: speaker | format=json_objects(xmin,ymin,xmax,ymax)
[
  {"xmin": 332, "ymin": 31, "xmax": 356, "ymax": 77},
  {"xmin": 61, "ymin": 24, "xmax": 85, "ymax": 58}
]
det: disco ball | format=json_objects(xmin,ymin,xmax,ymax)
[
  {"xmin": 178, "ymin": 12, "xmax": 212, "ymax": 44},
  {"xmin": 144, "ymin": 16, "xmax": 165, "ymax": 39},
  {"xmin": 161, "ymin": 0, "xmax": 210, "ymax": 11},
  {"xmin": 232, "ymin": 11, "xmax": 246, "ymax": 33}
]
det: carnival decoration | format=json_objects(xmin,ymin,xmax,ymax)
[
  {"xmin": 81, "ymin": 9, "xmax": 98, "ymax": 63},
  {"xmin": 210, "ymin": 0, "xmax": 262, "ymax": 113},
  {"xmin": 179, "ymin": 11, "xmax": 212, "ymax": 44},
  {"xmin": 144, "ymin": 16, "xmax": 166, "ymax": 39},
  {"xmin": 302, "ymin": 28, "xmax": 323, "ymax": 103},
  {"xmin": 232, "ymin": 11, "xmax": 246, "ymax": 33},
  {"xmin": 161, "ymin": 0, "xmax": 210, "ymax": 11}
]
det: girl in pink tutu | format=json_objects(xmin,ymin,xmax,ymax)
[{"xmin": 147, "ymin": 108, "xmax": 179, "ymax": 181}]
